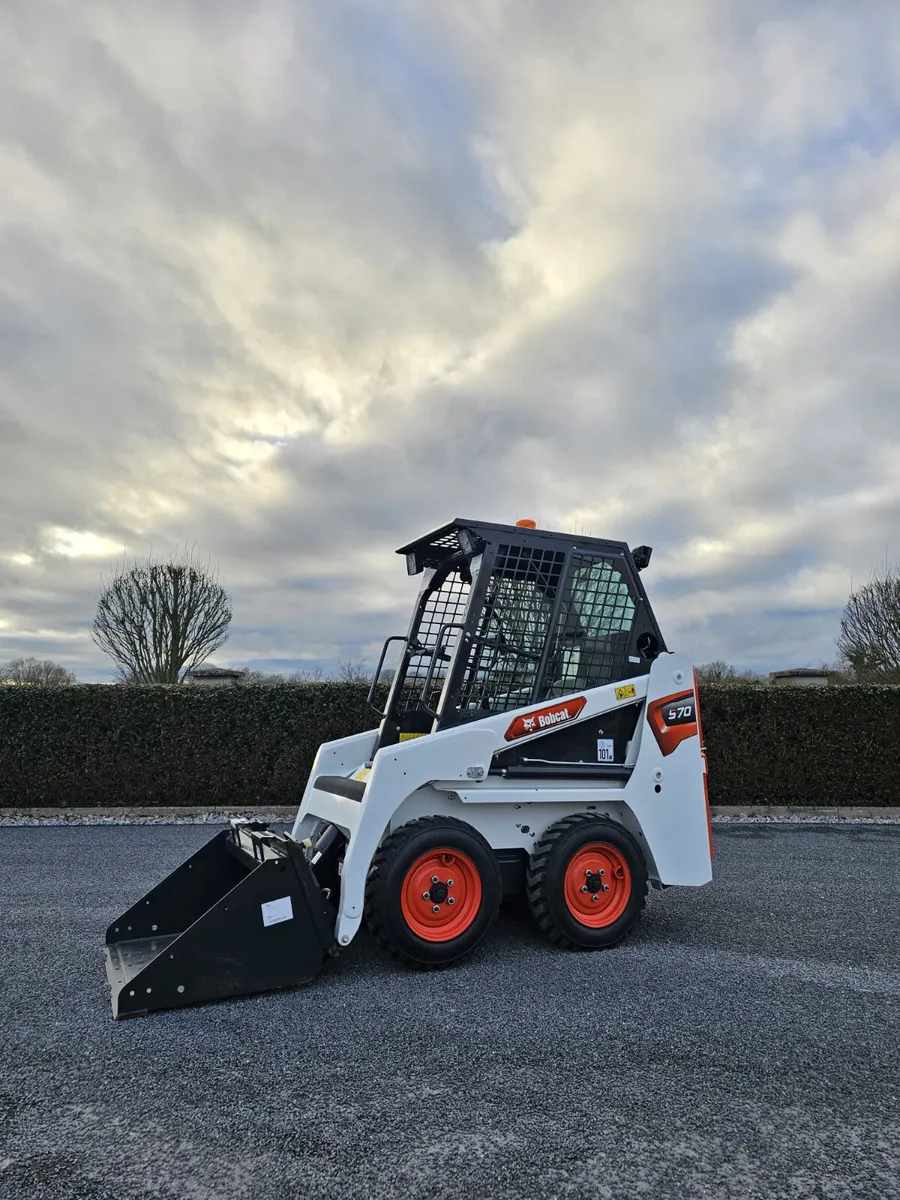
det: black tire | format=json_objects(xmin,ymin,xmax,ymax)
[
  {"xmin": 526, "ymin": 813, "xmax": 648, "ymax": 950},
  {"xmin": 364, "ymin": 815, "xmax": 502, "ymax": 968}
]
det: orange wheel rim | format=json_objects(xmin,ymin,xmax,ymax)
[
  {"xmin": 400, "ymin": 848, "xmax": 482, "ymax": 942},
  {"xmin": 563, "ymin": 843, "xmax": 631, "ymax": 927}
]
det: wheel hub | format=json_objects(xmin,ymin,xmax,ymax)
[
  {"xmin": 400, "ymin": 850, "xmax": 481, "ymax": 943},
  {"xmin": 564, "ymin": 844, "xmax": 632, "ymax": 928}
]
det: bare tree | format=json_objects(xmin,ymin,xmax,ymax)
[
  {"xmin": 818, "ymin": 659, "xmax": 857, "ymax": 685},
  {"xmin": 238, "ymin": 669, "xmax": 287, "ymax": 686},
  {"xmin": 335, "ymin": 658, "xmax": 395, "ymax": 685},
  {"xmin": 695, "ymin": 660, "xmax": 738, "ymax": 683},
  {"xmin": 92, "ymin": 548, "xmax": 232, "ymax": 684},
  {"xmin": 836, "ymin": 565, "xmax": 900, "ymax": 683},
  {"xmin": 337, "ymin": 657, "xmax": 371, "ymax": 684},
  {"xmin": 289, "ymin": 665, "xmax": 326, "ymax": 683},
  {"xmin": 0, "ymin": 656, "xmax": 76, "ymax": 685}
]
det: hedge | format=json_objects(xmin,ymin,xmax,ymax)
[
  {"xmin": 699, "ymin": 684, "xmax": 900, "ymax": 807},
  {"xmin": 1, "ymin": 682, "xmax": 899, "ymax": 809},
  {"xmin": 0, "ymin": 683, "xmax": 377, "ymax": 810}
]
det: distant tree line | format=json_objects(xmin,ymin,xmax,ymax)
[
  {"xmin": 0, "ymin": 657, "xmax": 76, "ymax": 686},
  {"xmin": 237, "ymin": 659, "xmax": 393, "ymax": 686},
  {"xmin": 693, "ymin": 660, "xmax": 859, "ymax": 686}
]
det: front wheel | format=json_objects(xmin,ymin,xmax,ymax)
[
  {"xmin": 364, "ymin": 816, "xmax": 501, "ymax": 968},
  {"xmin": 526, "ymin": 814, "xmax": 648, "ymax": 950}
]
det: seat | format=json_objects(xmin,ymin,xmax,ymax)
[{"xmin": 313, "ymin": 776, "xmax": 366, "ymax": 802}]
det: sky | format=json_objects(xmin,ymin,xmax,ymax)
[{"xmin": 1, "ymin": 0, "xmax": 900, "ymax": 682}]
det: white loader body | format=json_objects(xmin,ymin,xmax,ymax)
[{"xmin": 294, "ymin": 651, "xmax": 712, "ymax": 949}]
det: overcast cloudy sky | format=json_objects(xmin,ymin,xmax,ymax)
[{"xmin": 1, "ymin": 0, "xmax": 899, "ymax": 681}]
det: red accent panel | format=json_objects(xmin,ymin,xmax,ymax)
[
  {"xmin": 504, "ymin": 696, "xmax": 587, "ymax": 741},
  {"xmin": 693, "ymin": 669, "xmax": 713, "ymax": 861},
  {"xmin": 647, "ymin": 689, "xmax": 698, "ymax": 756}
]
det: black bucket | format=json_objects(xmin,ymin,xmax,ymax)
[{"xmin": 104, "ymin": 822, "xmax": 337, "ymax": 1018}]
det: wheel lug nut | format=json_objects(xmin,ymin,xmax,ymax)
[
  {"xmin": 422, "ymin": 892, "xmax": 430, "ymax": 900},
  {"xmin": 447, "ymin": 879, "xmax": 454, "ymax": 887},
  {"xmin": 432, "ymin": 905, "xmax": 440, "ymax": 913},
  {"xmin": 592, "ymin": 895, "xmax": 599, "ymax": 903},
  {"xmin": 447, "ymin": 897, "xmax": 455, "ymax": 905},
  {"xmin": 599, "ymin": 869, "xmax": 605, "ymax": 876},
  {"xmin": 431, "ymin": 876, "xmax": 439, "ymax": 884},
  {"xmin": 603, "ymin": 884, "xmax": 610, "ymax": 892},
  {"xmin": 580, "ymin": 885, "xmax": 588, "ymax": 893},
  {"xmin": 585, "ymin": 869, "xmax": 592, "ymax": 877}
]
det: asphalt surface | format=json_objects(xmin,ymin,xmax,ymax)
[{"xmin": 1, "ymin": 825, "xmax": 898, "ymax": 1200}]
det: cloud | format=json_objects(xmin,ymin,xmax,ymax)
[{"xmin": 1, "ymin": 0, "xmax": 899, "ymax": 680}]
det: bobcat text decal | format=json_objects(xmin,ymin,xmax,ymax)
[
  {"xmin": 504, "ymin": 697, "xmax": 587, "ymax": 741},
  {"xmin": 647, "ymin": 689, "xmax": 698, "ymax": 756}
]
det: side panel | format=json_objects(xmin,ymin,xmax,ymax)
[
  {"xmin": 390, "ymin": 789, "xmax": 662, "ymax": 883},
  {"xmin": 322, "ymin": 653, "xmax": 710, "ymax": 946},
  {"xmin": 332, "ymin": 725, "xmax": 500, "ymax": 945},
  {"xmin": 105, "ymin": 829, "xmax": 247, "ymax": 944},
  {"xmin": 384, "ymin": 653, "xmax": 711, "ymax": 887},
  {"xmin": 627, "ymin": 654, "xmax": 711, "ymax": 886},
  {"xmin": 494, "ymin": 697, "xmax": 642, "ymax": 769},
  {"xmin": 291, "ymin": 728, "xmax": 379, "ymax": 839}
]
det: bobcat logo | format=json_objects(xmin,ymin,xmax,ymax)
[{"xmin": 504, "ymin": 697, "xmax": 587, "ymax": 741}]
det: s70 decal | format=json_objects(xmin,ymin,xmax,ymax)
[{"xmin": 647, "ymin": 689, "xmax": 698, "ymax": 756}]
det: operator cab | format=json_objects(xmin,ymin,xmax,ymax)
[{"xmin": 368, "ymin": 518, "xmax": 665, "ymax": 750}]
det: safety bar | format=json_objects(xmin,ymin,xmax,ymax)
[
  {"xmin": 419, "ymin": 622, "xmax": 467, "ymax": 718},
  {"xmin": 367, "ymin": 635, "xmax": 409, "ymax": 715}
]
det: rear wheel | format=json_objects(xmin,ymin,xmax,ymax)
[
  {"xmin": 526, "ymin": 814, "xmax": 648, "ymax": 950},
  {"xmin": 365, "ymin": 816, "xmax": 501, "ymax": 968}
]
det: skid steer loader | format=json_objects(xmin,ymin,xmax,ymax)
[{"xmin": 104, "ymin": 518, "xmax": 712, "ymax": 1018}]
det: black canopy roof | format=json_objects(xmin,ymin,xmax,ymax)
[{"xmin": 396, "ymin": 518, "xmax": 645, "ymax": 575}]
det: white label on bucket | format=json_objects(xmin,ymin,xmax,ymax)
[{"xmin": 261, "ymin": 896, "xmax": 293, "ymax": 927}]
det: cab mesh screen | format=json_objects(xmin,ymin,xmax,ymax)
[
  {"xmin": 457, "ymin": 545, "xmax": 565, "ymax": 714},
  {"xmin": 545, "ymin": 555, "xmax": 636, "ymax": 696},
  {"xmin": 404, "ymin": 569, "xmax": 471, "ymax": 710}
]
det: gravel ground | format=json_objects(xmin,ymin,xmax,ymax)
[
  {"xmin": 3, "ymin": 810, "xmax": 900, "ymax": 826},
  {"xmin": 1, "ymin": 823, "xmax": 898, "ymax": 1200}
]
